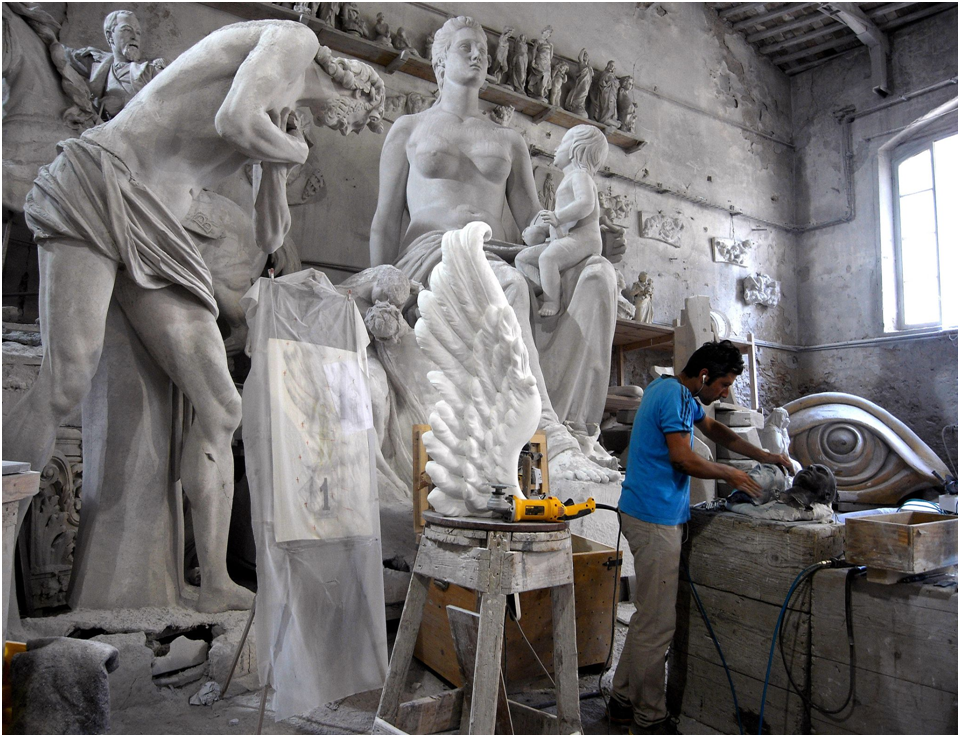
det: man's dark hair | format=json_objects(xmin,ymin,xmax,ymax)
[{"xmin": 682, "ymin": 340, "xmax": 744, "ymax": 382}]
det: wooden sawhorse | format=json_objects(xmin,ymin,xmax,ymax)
[{"xmin": 375, "ymin": 511, "xmax": 582, "ymax": 734}]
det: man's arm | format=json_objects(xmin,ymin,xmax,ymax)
[
  {"xmin": 665, "ymin": 431, "xmax": 764, "ymax": 496},
  {"xmin": 696, "ymin": 415, "xmax": 792, "ymax": 470}
]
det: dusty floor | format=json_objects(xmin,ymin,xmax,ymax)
[{"xmin": 104, "ymin": 604, "xmax": 649, "ymax": 736}]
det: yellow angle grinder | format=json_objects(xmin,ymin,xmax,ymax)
[{"xmin": 487, "ymin": 484, "xmax": 597, "ymax": 522}]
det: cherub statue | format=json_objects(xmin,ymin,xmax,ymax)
[
  {"xmin": 510, "ymin": 33, "xmax": 528, "ymax": 93},
  {"xmin": 549, "ymin": 61, "xmax": 568, "ymax": 107},
  {"xmin": 489, "ymin": 27, "xmax": 515, "ymax": 83},
  {"xmin": 628, "ymin": 272, "xmax": 654, "ymax": 323},
  {"xmin": 527, "ymin": 26, "xmax": 554, "ymax": 101},
  {"xmin": 339, "ymin": 2, "xmax": 366, "ymax": 36},
  {"xmin": 616, "ymin": 270, "xmax": 636, "ymax": 320},
  {"xmin": 393, "ymin": 27, "xmax": 420, "ymax": 57},
  {"xmin": 292, "ymin": 2, "xmax": 320, "ymax": 16},
  {"xmin": 372, "ymin": 12, "xmax": 391, "ymax": 45},
  {"xmin": 424, "ymin": 30, "xmax": 436, "ymax": 61},
  {"xmin": 617, "ymin": 75, "xmax": 637, "ymax": 132},
  {"xmin": 515, "ymin": 125, "xmax": 609, "ymax": 317}
]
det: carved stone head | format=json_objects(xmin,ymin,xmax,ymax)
[
  {"xmin": 312, "ymin": 46, "xmax": 386, "ymax": 134},
  {"xmin": 431, "ymin": 16, "xmax": 488, "ymax": 96},
  {"xmin": 103, "ymin": 10, "xmax": 142, "ymax": 62}
]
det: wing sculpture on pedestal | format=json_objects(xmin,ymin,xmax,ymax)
[{"xmin": 414, "ymin": 222, "xmax": 542, "ymax": 516}]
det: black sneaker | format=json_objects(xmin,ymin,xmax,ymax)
[
  {"xmin": 606, "ymin": 696, "xmax": 633, "ymax": 725},
  {"xmin": 629, "ymin": 716, "xmax": 680, "ymax": 735}
]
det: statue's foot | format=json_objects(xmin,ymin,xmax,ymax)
[
  {"xmin": 196, "ymin": 580, "xmax": 255, "ymax": 614},
  {"xmin": 550, "ymin": 447, "xmax": 621, "ymax": 484},
  {"xmin": 539, "ymin": 301, "xmax": 560, "ymax": 317}
]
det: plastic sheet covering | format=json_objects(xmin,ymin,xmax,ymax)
[{"xmin": 240, "ymin": 270, "xmax": 387, "ymax": 720}]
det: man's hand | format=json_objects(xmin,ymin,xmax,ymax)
[
  {"xmin": 724, "ymin": 466, "xmax": 764, "ymax": 498},
  {"xmin": 760, "ymin": 451, "xmax": 792, "ymax": 475}
]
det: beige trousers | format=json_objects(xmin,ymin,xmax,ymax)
[{"xmin": 611, "ymin": 513, "xmax": 682, "ymax": 726}]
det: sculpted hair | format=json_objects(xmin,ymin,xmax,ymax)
[
  {"xmin": 431, "ymin": 16, "xmax": 487, "ymax": 100},
  {"xmin": 103, "ymin": 10, "xmax": 137, "ymax": 40},
  {"xmin": 564, "ymin": 125, "xmax": 609, "ymax": 175},
  {"xmin": 315, "ymin": 45, "xmax": 386, "ymax": 133},
  {"xmin": 682, "ymin": 340, "xmax": 745, "ymax": 382}
]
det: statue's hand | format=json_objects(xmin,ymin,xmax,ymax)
[
  {"xmin": 538, "ymin": 209, "xmax": 560, "ymax": 227},
  {"xmin": 271, "ymin": 240, "xmax": 302, "ymax": 275},
  {"xmin": 602, "ymin": 230, "xmax": 626, "ymax": 263}
]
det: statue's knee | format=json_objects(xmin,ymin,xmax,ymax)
[{"xmin": 213, "ymin": 390, "xmax": 243, "ymax": 436}]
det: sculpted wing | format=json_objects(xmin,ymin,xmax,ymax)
[{"xmin": 414, "ymin": 222, "xmax": 542, "ymax": 516}]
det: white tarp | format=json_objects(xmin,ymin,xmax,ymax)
[{"xmin": 241, "ymin": 270, "xmax": 387, "ymax": 720}]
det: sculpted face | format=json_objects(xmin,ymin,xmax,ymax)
[
  {"xmin": 316, "ymin": 93, "xmax": 382, "ymax": 136},
  {"xmin": 444, "ymin": 27, "xmax": 488, "ymax": 87},
  {"xmin": 109, "ymin": 13, "xmax": 142, "ymax": 62}
]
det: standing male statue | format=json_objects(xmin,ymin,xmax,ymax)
[
  {"xmin": 4, "ymin": 20, "xmax": 385, "ymax": 613},
  {"xmin": 63, "ymin": 10, "xmax": 166, "ymax": 120}
]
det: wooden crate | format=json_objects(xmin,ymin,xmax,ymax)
[
  {"xmin": 845, "ymin": 512, "xmax": 958, "ymax": 578},
  {"xmin": 413, "ymin": 535, "xmax": 620, "ymax": 688}
]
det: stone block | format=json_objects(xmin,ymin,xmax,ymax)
[
  {"xmin": 207, "ymin": 622, "xmax": 257, "ymax": 691},
  {"xmin": 714, "ymin": 407, "xmax": 763, "ymax": 428},
  {"xmin": 92, "ymin": 632, "xmax": 159, "ymax": 709},
  {"xmin": 151, "ymin": 635, "xmax": 208, "ymax": 676}
]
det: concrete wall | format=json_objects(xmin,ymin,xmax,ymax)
[{"xmin": 791, "ymin": 8, "xmax": 958, "ymax": 464}]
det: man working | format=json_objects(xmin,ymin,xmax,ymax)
[{"xmin": 609, "ymin": 340, "xmax": 790, "ymax": 734}]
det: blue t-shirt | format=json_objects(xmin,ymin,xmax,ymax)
[{"xmin": 618, "ymin": 376, "xmax": 705, "ymax": 525}]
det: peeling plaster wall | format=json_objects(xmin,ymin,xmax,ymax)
[
  {"xmin": 791, "ymin": 8, "xmax": 958, "ymax": 464},
  {"xmin": 45, "ymin": 2, "xmax": 801, "ymax": 405}
]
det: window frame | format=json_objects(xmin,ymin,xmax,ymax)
[{"xmin": 890, "ymin": 134, "xmax": 947, "ymax": 330}]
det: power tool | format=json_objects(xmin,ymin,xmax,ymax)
[{"xmin": 487, "ymin": 484, "xmax": 597, "ymax": 522}]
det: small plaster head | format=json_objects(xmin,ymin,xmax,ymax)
[
  {"xmin": 620, "ymin": 75, "xmax": 634, "ymax": 91},
  {"xmin": 313, "ymin": 46, "xmax": 385, "ymax": 134},
  {"xmin": 104, "ymin": 10, "xmax": 142, "ymax": 62},
  {"xmin": 540, "ymin": 26, "xmax": 553, "ymax": 39}
]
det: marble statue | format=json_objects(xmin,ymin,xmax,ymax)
[
  {"xmin": 292, "ymin": 2, "xmax": 320, "ymax": 15},
  {"xmin": 515, "ymin": 125, "xmax": 609, "ymax": 317},
  {"xmin": 510, "ymin": 33, "xmax": 529, "ymax": 94},
  {"xmin": 4, "ymin": 21, "xmax": 386, "ymax": 613},
  {"xmin": 527, "ymin": 26, "xmax": 554, "ymax": 101},
  {"xmin": 540, "ymin": 171, "xmax": 556, "ymax": 211},
  {"xmin": 759, "ymin": 407, "xmax": 792, "ymax": 457},
  {"xmin": 784, "ymin": 392, "xmax": 951, "ymax": 506},
  {"xmin": 372, "ymin": 12, "xmax": 391, "ymax": 45},
  {"xmin": 640, "ymin": 211, "xmax": 684, "ymax": 247},
  {"xmin": 415, "ymin": 223, "xmax": 541, "ymax": 516},
  {"xmin": 424, "ymin": 30, "xmax": 436, "ymax": 62},
  {"xmin": 489, "ymin": 27, "xmax": 515, "ymax": 84},
  {"xmin": 549, "ymin": 61, "xmax": 569, "ymax": 107},
  {"xmin": 590, "ymin": 60, "xmax": 620, "ymax": 127},
  {"xmin": 742, "ymin": 272, "xmax": 780, "ymax": 306},
  {"xmin": 369, "ymin": 15, "xmax": 619, "ymax": 483},
  {"xmin": 393, "ymin": 28, "xmax": 420, "ymax": 57},
  {"xmin": 617, "ymin": 75, "xmax": 637, "ymax": 132},
  {"xmin": 339, "ymin": 2, "xmax": 366, "ymax": 36},
  {"xmin": 598, "ymin": 191, "xmax": 628, "ymax": 263},
  {"xmin": 616, "ymin": 270, "xmax": 636, "ymax": 320},
  {"xmin": 565, "ymin": 48, "xmax": 593, "ymax": 117},
  {"xmin": 63, "ymin": 10, "xmax": 166, "ymax": 121},
  {"xmin": 489, "ymin": 104, "xmax": 515, "ymax": 126},
  {"xmin": 712, "ymin": 236, "xmax": 751, "ymax": 266},
  {"xmin": 404, "ymin": 91, "xmax": 433, "ymax": 115},
  {"xmin": 317, "ymin": 2, "xmax": 340, "ymax": 26},
  {"xmin": 2, "ymin": 4, "xmax": 97, "ymax": 211},
  {"xmin": 629, "ymin": 272, "xmax": 654, "ymax": 323}
]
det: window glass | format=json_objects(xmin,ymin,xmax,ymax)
[
  {"xmin": 934, "ymin": 135, "xmax": 958, "ymax": 327},
  {"xmin": 897, "ymin": 149, "xmax": 933, "ymax": 196}
]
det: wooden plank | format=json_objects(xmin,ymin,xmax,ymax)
[
  {"xmin": 667, "ymin": 649, "xmax": 807, "ymax": 735},
  {"xmin": 412, "ymin": 424, "xmax": 432, "ymax": 542},
  {"xmin": 469, "ymin": 592, "xmax": 507, "ymax": 734},
  {"xmin": 446, "ymin": 606, "xmax": 512, "ymax": 735},
  {"xmin": 377, "ymin": 572, "xmax": 431, "ymax": 724},
  {"xmin": 845, "ymin": 512, "xmax": 958, "ymax": 574},
  {"xmin": 551, "ymin": 582, "xmax": 583, "ymax": 734},
  {"xmin": 674, "ymin": 581, "xmax": 810, "ymax": 691},
  {"xmin": 811, "ymin": 568, "xmax": 958, "ymax": 694},
  {"xmin": 413, "ymin": 536, "xmax": 489, "ymax": 591},
  {"xmin": 612, "ymin": 318, "xmax": 674, "ymax": 347},
  {"xmin": 809, "ymin": 661, "xmax": 958, "ymax": 735},
  {"xmin": 685, "ymin": 508, "xmax": 844, "ymax": 610},
  {"xmin": 2, "ymin": 471, "xmax": 41, "ymax": 504},
  {"xmin": 395, "ymin": 689, "xmax": 464, "ymax": 735}
]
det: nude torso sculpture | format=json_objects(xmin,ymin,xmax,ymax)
[
  {"xmin": 370, "ymin": 16, "xmax": 618, "ymax": 482},
  {"xmin": 5, "ymin": 20, "xmax": 385, "ymax": 612}
]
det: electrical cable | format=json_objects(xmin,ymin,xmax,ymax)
[
  {"xmin": 508, "ymin": 608, "xmax": 556, "ymax": 689},
  {"xmin": 757, "ymin": 558, "xmax": 854, "ymax": 734},
  {"xmin": 777, "ymin": 565, "xmax": 865, "ymax": 715},
  {"xmin": 681, "ymin": 558, "xmax": 744, "ymax": 736}
]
